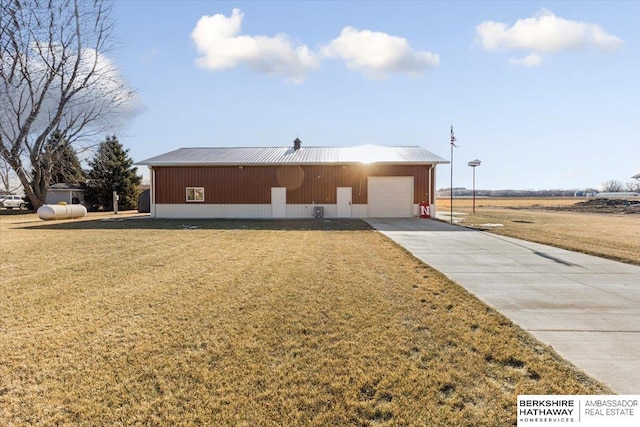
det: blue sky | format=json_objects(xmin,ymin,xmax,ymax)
[{"xmin": 111, "ymin": 1, "xmax": 640, "ymax": 190}]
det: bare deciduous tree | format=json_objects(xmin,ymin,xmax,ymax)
[
  {"xmin": 0, "ymin": 0, "xmax": 137, "ymax": 209},
  {"xmin": 625, "ymin": 180, "xmax": 640, "ymax": 193},
  {"xmin": 600, "ymin": 180, "xmax": 624, "ymax": 192},
  {"xmin": 0, "ymin": 157, "xmax": 22, "ymax": 194}
]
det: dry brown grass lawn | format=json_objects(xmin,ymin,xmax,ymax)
[
  {"xmin": 438, "ymin": 198, "xmax": 640, "ymax": 265},
  {"xmin": 1, "ymin": 212, "xmax": 609, "ymax": 426}
]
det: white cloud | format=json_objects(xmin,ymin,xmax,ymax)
[
  {"xmin": 190, "ymin": 10, "xmax": 438, "ymax": 81},
  {"xmin": 321, "ymin": 26, "xmax": 439, "ymax": 79},
  {"xmin": 191, "ymin": 9, "xmax": 319, "ymax": 82},
  {"xmin": 476, "ymin": 9, "xmax": 623, "ymax": 66},
  {"xmin": 509, "ymin": 52, "xmax": 543, "ymax": 67},
  {"xmin": 1, "ymin": 44, "xmax": 141, "ymax": 142}
]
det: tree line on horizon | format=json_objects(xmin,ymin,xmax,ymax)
[{"xmin": 437, "ymin": 179, "xmax": 640, "ymax": 198}]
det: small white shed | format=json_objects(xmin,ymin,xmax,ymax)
[{"xmin": 45, "ymin": 183, "xmax": 86, "ymax": 205}]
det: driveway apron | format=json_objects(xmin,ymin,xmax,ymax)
[{"xmin": 365, "ymin": 218, "xmax": 640, "ymax": 394}]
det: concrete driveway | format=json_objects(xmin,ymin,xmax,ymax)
[{"xmin": 365, "ymin": 218, "xmax": 640, "ymax": 394}]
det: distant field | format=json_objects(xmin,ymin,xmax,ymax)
[
  {"xmin": 0, "ymin": 213, "xmax": 609, "ymax": 426},
  {"xmin": 437, "ymin": 197, "xmax": 640, "ymax": 265},
  {"xmin": 438, "ymin": 197, "xmax": 579, "ymax": 209}
]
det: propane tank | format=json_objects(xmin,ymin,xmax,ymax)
[{"xmin": 37, "ymin": 202, "xmax": 87, "ymax": 220}]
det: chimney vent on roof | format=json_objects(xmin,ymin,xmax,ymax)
[{"xmin": 293, "ymin": 137, "xmax": 302, "ymax": 150}]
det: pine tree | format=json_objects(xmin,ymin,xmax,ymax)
[
  {"xmin": 85, "ymin": 136, "xmax": 141, "ymax": 211},
  {"xmin": 33, "ymin": 131, "xmax": 86, "ymax": 186},
  {"xmin": 51, "ymin": 142, "xmax": 86, "ymax": 185}
]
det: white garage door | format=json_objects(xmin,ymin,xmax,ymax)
[{"xmin": 368, "ymin": 176, "xmax": 414, "ymax": 217}]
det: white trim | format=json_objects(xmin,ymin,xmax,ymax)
[
  {"xmin": 150, "ymin": 167, "xmax": 156, "ymax": 217},
  {"xmin": 428, "ymin": 164, "xmax": 433, "ymax": 205},
  {"xmin": 186, "ymin": 187, "xmax": 205, "ymax": 202}
]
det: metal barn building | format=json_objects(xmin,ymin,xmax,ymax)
[{"xmin": 137, "ymin": 140, "xmax": 448, "ymax": 219}]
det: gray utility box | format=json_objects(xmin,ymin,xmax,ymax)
[{"xmin": 313, "ymin": 206, "xmax": 324, "ymax": 219}]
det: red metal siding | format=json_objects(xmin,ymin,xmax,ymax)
[{"xmin": 153, "ymin": 165, "xmax": 432, "ymax": 204}]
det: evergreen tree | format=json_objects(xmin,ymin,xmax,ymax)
[
  {"xmin": 51, "ymin": 141, "xmax": 86, "ymax": 185},
  {"xmin": 33, "ymin": 131, "xmax": 86, "ymax": 186},
  {"xmin": 85, "ymin": 136, "xmax": 141, "ymax": 211}
]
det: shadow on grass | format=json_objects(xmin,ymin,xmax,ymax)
[
  {"xmin": 20, "ymin": 216, "xmax": 374, "ymax": 231},
  {"xmin": 0, "ymin": 209, "xmax": 34, "ymax": 216}
]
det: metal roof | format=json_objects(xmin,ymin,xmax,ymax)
[
  {"xmin": 48, "ymin": 183, "xmax": 85, "ymax": 191},
  {"xmin": 137, "ymin": 146, "xmax": 449, "ymax": 166}
]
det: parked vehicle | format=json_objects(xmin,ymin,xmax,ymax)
[{"xmin": 0, "ymin": 194, "xmax": 27, "ymax": 210}]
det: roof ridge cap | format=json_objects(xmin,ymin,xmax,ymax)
[{"xmin": 176, "ymin": 145, "xmax": 422, "ymax": 149}]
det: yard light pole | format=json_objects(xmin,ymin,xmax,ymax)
[
  {"xmin": 467, "ymin": 159, "xmax": 481, "ymax": 215},
  {"xmin": 450, "ymin": 126, "xmax": 457, "ymax": 223}
]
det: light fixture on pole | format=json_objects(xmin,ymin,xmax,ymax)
[
  {"xmin": 467, "ymin": 159, "xmax": 481, "ymax": 215},
  {"xmin": 450, "ymin": 125, "xmax": 457, "ymax": 223}
]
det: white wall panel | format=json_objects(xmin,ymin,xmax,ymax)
[
  {"xmin": 153, "ymin": 203, "xmax": 374, "ymax": 219},
  {"xmin": 351, "ymin": 205, "xmax": 367, "ymax": 218},
  {"xmin": 154, "ymin": 204, "xmax": 271, "ymax": 219}
]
